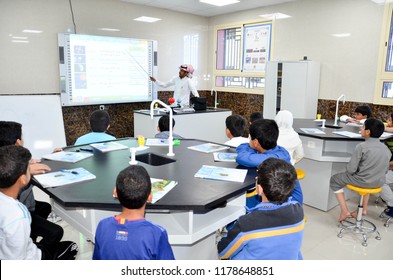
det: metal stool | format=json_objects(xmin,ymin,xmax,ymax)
[
  {"xmin": 379, "ymin": 208, "xmax": 393, "ymax": 227},
  {"xmin": 295, "ymin": 168, "xmax": 305, "ymax": 180},
  {"xmin": 337, "ymin": 184, "xmax": 382, "ymax": 247}
]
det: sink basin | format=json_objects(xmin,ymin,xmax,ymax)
[
  {"xmin": 136, "ymin": 153, "xmax": 176, "ymax": 166},
  {"xmin": 319, "ymin": 124, "xmax": 343, "ymax": 129}
]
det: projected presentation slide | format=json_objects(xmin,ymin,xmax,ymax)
[{"xmin": 59, "ymin": 34, "xmax": 156, "ymax": 106}]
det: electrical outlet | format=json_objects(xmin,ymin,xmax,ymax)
[{"xmin": 100, "ymin": 105, "xmax": 105, "ymax": 110}]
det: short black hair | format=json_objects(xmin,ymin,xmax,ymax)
[
  {"xmin": 364, "ymin": 118, "xmax": 385, "ymax": 138},
  {"xmin": 116, "ymin": 165, "xmax": 151, "ymax": 209},
  {"xmin": 249, "ymin": 119, "xmax": 278, "ymax": 150},
  {"xmin": 225, "ymin": 115, "xmax": 246, "ymax": 137},
  {"xmin": 158, "ymin": 115, "xmax": 175, "ymax": 132},
  {"xmin": 256, "ymin": 158, "xmax": 297, "ymax": 204},
  {"xmin": 0, "ymin": 145, "xmax": 31, "ymax": 189},
  {"xmin": 249, "ymin": 112, "xmax": 264, "ymax": 123},
  {"xmin": 90, "ymin": 110, "xmax": 111, "ymax": 132},
  {"xmin": 355, "ymin": 105, "xmax": 372, "ymax": 118},
  {"xmin": 0, "ymin": 121, "xmax": 22, "ymax": 147}
]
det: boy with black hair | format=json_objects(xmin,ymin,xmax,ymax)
[
  {"xmin": 75, "ymin": 110, "xmax": 116, "ymax": 145},
  {"xmin": 249, "ymin": 111, "xmax": 264, "ymax": 124},
  {"xmin": 217, "ymin": 158, "xmax": 304, "ymax": 260},
  {"xmin": 330, "ymin": 118, "xmax": 390, "ymax": 222},
  {"xmin": 0, "ymin": 145, "xmax": 41, "ymax": 259},
  {"xmin": 224, "ymin": 115, "xmax": 248, "ymax": 147},
  {"xmin": 0, "ymin": 146, "xmax": 78, "ymax": 260},
  {"xmin": 93, "ymin": 165, "xmax": 175, "ymax": 260},
  {"xmin": 340, "ymin": 105, "xmax": 372, "ymax": 125},
  {"xmin": 0, "ymin": 121, "xmax": 63, "ymax": 251},
  {"xmin": 236, "ymin": 119, "xmax": 303, "ymax": 205},
  {"xmin": 155, "ymin": 115, "xmax": 183, "ymax": 139}
]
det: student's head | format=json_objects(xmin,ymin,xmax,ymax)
[
  {"xmin": 0, "ymin": 145, "xmax": 31, "ymax": 190},
  {"xmin": 249, "ymin": 119, "xmax": 278, "ymax": 151},
  {"xmin": 158, "ymin": 115, "xmax": 175, "ymax": 132},
  {"xmin": 115, "ymin": 165, "xmax": 151, "ymax": 209},
  {"xmin": 362, "ymin": 118, "xmax": 385, "ymax": 138},
  {"xmin": 90, "ymin": 110, "xmax": 111, "ymax": 132},
  {"xmin": 354, "ymin": 105, "xmax": 372, "ymax": 120},
  {"xmin": 389, "ymin": 112, "xmax": 393, "ymax": 125},
  {"xmin": 179, "ymin": 64, "xmax": 194, "ymax": 79},
  {"xmin": 249, "ymin": 112, "xmax": 264, "ymax": 124},
  {"xmin": 274, "ymin": 110, "xmax": 294, "ymax": 129},
  {"xmin": 225, "ymin": 115, "xmax": 246, "ymax": 138},
  {"xmin": 0, "ymin": 121, "xmax": 23, "ymax": 147},
  {"xmin": 256, "ymin": 158, "xmax": 297, "ymax": 204}
]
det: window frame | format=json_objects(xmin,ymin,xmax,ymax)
[
  {"xmin": 374, "ymin": 3, "xmax": 393, "ymax": 105},
  {"xmin": 212, "ymin": 19, "xmax": 274, "ymax": 94}
]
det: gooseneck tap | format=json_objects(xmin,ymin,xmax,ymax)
[
  {"xmin": 211, "ymin": 89, "xmax": 218, "ymax": 109},
  {"xmin": 333, "ymin": 94, "xmax": 346, "ymax": 126},
  {"xmin": 150, "ymin": 99, "xmax": 174, "ymax": 156}
]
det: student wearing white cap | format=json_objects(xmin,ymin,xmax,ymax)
[{"xmin": 150, "ymin": 64, "xmax": 199, "ymax": 107}]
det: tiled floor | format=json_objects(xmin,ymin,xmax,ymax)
[{"xmin": 58, "ymin": 194, "xmax": 393, "ymax": 260}]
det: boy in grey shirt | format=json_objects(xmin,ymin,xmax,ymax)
[{"xmin": 330, "ymin": 118, "xmax": 390, "ymax": 222}]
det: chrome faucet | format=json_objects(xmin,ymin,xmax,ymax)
[
  {"xmin": 211, "ymin": 89, "xmax": 219, "ymax": 109},
  {"xmin": 333, "ymin": 94, "xmax": 346, "ymax": 126},
  {"xmin": 150, "ymin": 99, "xmax": 174, "ymax": 156}
]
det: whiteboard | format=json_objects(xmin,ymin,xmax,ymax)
[{"xmin": 0, "ymin": 95, "xmax": 66, "ymax": 159}]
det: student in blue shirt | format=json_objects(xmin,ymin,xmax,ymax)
[
  {"xmin": 74, "ymin": 110, "xmax": 116, "ymax": 145},
  {"xmin": 236, "ymin": 119, "xmax": 303, "ymax": 206},
  {"xmin": 217, "ymin": 158, "xmax": 304, "ymax": 260},
  {"xmin": 93, "ymin": 165, "xmax": 175, "ymax": 260}
]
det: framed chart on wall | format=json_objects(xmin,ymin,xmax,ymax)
[{"xmin": 242, "ymin": 23, "xmax": 272, "ymax": 73}]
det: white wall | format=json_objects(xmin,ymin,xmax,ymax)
[
  {"xmin": 208, "ymin": 0, "xmax": 384, "ymax": 102},
  {"xmin": 0, "ymin": 0, "xmax": 385, "ymax": 103},
  {"xmin": 0, "ymin": 0, "xmax": 210, "ymax": 94}
]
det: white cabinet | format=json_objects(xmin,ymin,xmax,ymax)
[{"xmin": 264, "ymin": 61, "xmax": 320, "ymax": 119}]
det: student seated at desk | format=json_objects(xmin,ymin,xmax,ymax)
[
  {"xmin": 236, "ymin": 119, "xmax": 303, "ymax": 207},
  {"xmin": 340, "ymin": 105, "xmax": 372, "ymax": 125},
  {"xmin": 217, "ymin": 158, "xmax": 305, "ymax": 260},
  {"xmin": 0, "ymin": 146, "xmax": 78, "ymax": 260},
  {"xmin": 330, "ymin": 118, "xmax": 390, "ymax": 222},
  {"xmin": 93, "ymin": 165, "xmax": 175, "ymax": 260},
  {"xmin": 0, "ymin": 121, "xmax": 66, "ymax": 255},
  {"xmin": 275, "ymin": 110, "xmax": 304, "ymax": 165},
  {"xmin": 224, "ymin": 115, "xmax": 249, "ymax": 147},
  {"xmin": 74, "ymin": 110, "xmax": 116, "ymax": 145},
  {"xmin": 155, "ymin": 115, "xmax": 183, "ymax": 139},
  {"xmin": 381, "ymin": 160, "xmax": 393, "ymax": 218}
]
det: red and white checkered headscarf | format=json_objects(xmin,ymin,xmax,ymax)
[{"xmin": 179, "ymin": 64, "xmax": 194, "ymax": 78}]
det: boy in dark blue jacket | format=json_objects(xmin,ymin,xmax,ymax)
[
  {"xmin": 218, "ymin": 158, "xmax": 304, "ymax": 260},
  {"xmin": 236, "ymin": 119, "xmax": 303, "ymax": 206}
]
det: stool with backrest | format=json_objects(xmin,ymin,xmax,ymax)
[{"xmin": 337, "ymin": 184, "xmax": 382, "ymax": 247}]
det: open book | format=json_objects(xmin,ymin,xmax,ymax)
[
  {"xmin": 194, "ymin": 165, "xmax": 247, "ymax": 183},
  {"xmin": 150, "ymin": 178, "xmax": 177, "ymax": 204},
  {"xmin": 300, "ymin": 128, "xmax": 326, "ymax": 134},
  {"xmin": 332, "ymin": 131, "xmax": 362, "ymax": 138},
  {"xmin": 187, "ymin": 143, "xmax": 228, "ymax": 153},
  {"xmin": 145, "ymin": 138, "xmax": 169, "ymax": 146},
  {"xmin": 90, "ymin": 141, "xmax": 128, "ymax": 153},
  {"xmin": 213, "ymin": 152, "xmax": 237, "ymax": 162},
  {"xmin": 33, "ymin": 167, "xmax": 96, "ymax": 188},
  {"xmin": 41, "ymin": 151, "xmax": 93, "ymax": 163}
]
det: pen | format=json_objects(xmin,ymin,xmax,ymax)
[
  {"xmin": 80, "ymin": 148, "xmax": 94, "ymax": 153},
  {"xmin": 61, "ymin": 169, "xmax": 79, "ymax": 175}
]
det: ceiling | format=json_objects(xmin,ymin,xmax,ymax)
[{"xmin": 120, "ymin": 0, "xmax": 295, "ymax": 17}]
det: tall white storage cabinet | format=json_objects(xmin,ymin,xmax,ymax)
[{"xmin": 264, "ymin": 61, "xmax": 320, "ymax": 119}]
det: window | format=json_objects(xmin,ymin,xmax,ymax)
[
  {"xmin": 374, "ymin": 3, "xmax": 393, "ymax": 105},
  {"xmin": 213, "ymin": 20, "xmax": 273, "ymax": 94}
]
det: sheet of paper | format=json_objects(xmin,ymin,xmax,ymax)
[{"xmin": 194, "ymin": 165, "xmax": 247, "ymax": 183}]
